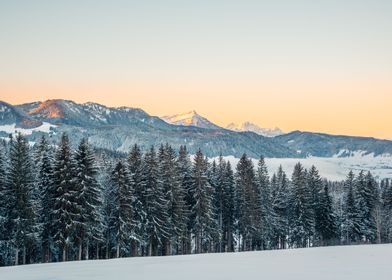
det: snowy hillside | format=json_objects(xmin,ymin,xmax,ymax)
[
  {"xmin": 162, "ymin": 110, "xmax": 222, "ymax": 130},
  {"xmin": 226, "ymin": 121, "xmax": 284, "ymax": 137},
  {"xmin": 1, "ymin": 244, "xmax": 391, "ymax": 280},
  {"xmin": 216, "ymin": 151, "xmax": 392, "ymax": 181}
]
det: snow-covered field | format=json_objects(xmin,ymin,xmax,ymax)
[
  {"xmin": 0, "ymin": 122, "xmax": 56, "ymax": 136},
  {"xmin": 0, "ymin": 244, "xmax": 391, "ymax": 280},
  {"xmin": 216, "ymin": 152, "xmax": 392, "ymax": 181}
]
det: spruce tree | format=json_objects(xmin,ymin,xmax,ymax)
[
  {"xmin": 8, "ymin": 133, "xmax": 36, "ymax": 265},
  {"xmin": 35, "ymin": 136, "xmax": 55, "ymax": 262},
  {"xmin": 289, "ymin": 163, "xmax": 314, "ymax": 248},
  {"xmin": 74, "ymin": 138, "xmax": 102, "ymax": 260},
  {"xmin": 127, "ymin": 144, "xmax": 146, "ymax": 256},
  {"xmin": 270, "ymin": 166, "xmax": 289, "ymax": 249},
  {"xmin": 235, "ymin": 154, "xmax": 259, "ymax": 251},
  {"xmin": 190, "ymin": 149, "xmax": 215, "ymax": 253},
  {"xmin": 222, "ymin": 161, "xmax": 235, "ymax": 252},
  {"xmin": 144, "ymin": 146, "xmax": 170, "ymax": 256},
  {"xmin": 0, "ymin": 145, "xmax": 12, "ymax": 266},
  {"xmin": 51, "ymin": 133, "xmax": 79, "ymax": 261},
  {"xmin": 176, "ymin": 145, "xmax": 193, "ymax": 254},
  {"xmin": 307, "ymin": 165, "xmax": 323, "ymax": 245},
  {"xmin": 108, "ymin": 161, "xmax": 136, "ymax": 258},
  {"xmin": 158, "ymin": 144, "xmax": 187, "ymax": 255},
  {"xmin": 256, "ymin": 156, "xmax": 272, "ymax": 250},
  {"xmin": 355, "ymin": 171, "xmax": 378, "ymax": 243},
  {"xmin": 316, "ymin": 184, "xmax": 337, "ymax": 245},
  {"xmin": 342, "ymin": 171, "xmax": 360, "ymax": 244}
]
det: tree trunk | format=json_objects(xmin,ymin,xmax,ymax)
[
  {"xmin": 85, "ymin": 240, "xmax": 89, "ymax": 260},
  {"xmin": 62, "ymin": 247, "xmax": 66, "ymax": 262},
  {"xmin": 15, "ymin": 248, "xmax": 19, "ymax": 265},
  {"xmin": 78, "ymin": 243, "xmax": 82, "ymax": 261},
  {"xmin": 22, "ymin": 246, "xmax": 26, "ymax": 265},
  {"xmin": 96, "ymin": 243, "xmax": 99, "ymax": 260}
]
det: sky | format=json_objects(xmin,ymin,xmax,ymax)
[{"xmin": 0, "ymin": 0, "xmax": 391, "ymax": 139}]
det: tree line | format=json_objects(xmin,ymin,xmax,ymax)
[{"xmin": 0, "ymin": 133, "xmax": 392, "ymax": 266}]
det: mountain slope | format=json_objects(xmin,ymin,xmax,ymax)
[
  {"xmin": 1, "ymin": 245, "xmax": 391, "ymax": 280},
  {"xmin": 162, "ymin": 110, "xmax": 222, "ymax": 130},
  {"xmin": 1, "ymin": 99, "xmax": 392, "ymax": 158},
  {"xmin": 0, "ymin": 101, "xmax": 42, "ymax": 128},
  {"xmin": 226, "ymin": 121, "xmax": 284, "ymax": 137},
  {"xmin": 276, "ymin": 130, "xmax": 392, "ymax": 157},
  {"xmin": 8, "ymin": 100, "xmax": 294, "ymax": 157}
]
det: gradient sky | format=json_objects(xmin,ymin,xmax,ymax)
[{"xmin": 0, "ymin": 0, "xmax": 391, "ymax": 139}]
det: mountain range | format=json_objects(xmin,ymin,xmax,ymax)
[{"xmin": 1, "ymin": 99, "xmax": 392, "ymax": 158}]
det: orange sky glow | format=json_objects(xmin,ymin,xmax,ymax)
[{"xmin": 1, "ymin": 1, "xmax": 391, "ymax": 139}]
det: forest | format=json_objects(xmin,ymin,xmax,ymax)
[{"xmin": 0, "ymin": 133, "xmax": 391, "ymax": 266}]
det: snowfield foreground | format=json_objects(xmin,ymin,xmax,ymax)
[{"xmin": 1, "ymin": 245, "xmax": 392, "ymax": 280}]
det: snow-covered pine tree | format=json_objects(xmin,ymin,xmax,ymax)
[
  {"xmin": 108, "ymin": 161, "xmax": 136, "ymax": 258},
  {"xmin": 51, "ymin": 133, "xmax": 79, "ymax": 261},
  {"xmin": 35, "ymin": 136, "xmax": 55, "ymax": 263},
  {"xmin": 341, "ymin": 171, "xmax": 360, "ymax": 244},
  {"xmin": 144, "ymin": 146, "xmax": 170, "ymax": 256},
  {"xmin": 354, "ymin": 171, "xmax": 378, "ymax": 243},
  {"xmin": 190, "ymin": 149, "xmax": 215, "ymax": 254},
  {"xmin": 157, "ymin": 144, "xmax": 187, "ymax": 255},
  {"xmin": 381, "ymin": 179, "xmax": 392, "ymax": 242},
  {"xmin": 212, "ymin": 156, "xmax": 226, "ymax": 253},
  {"xmin": 270, "ymin": 166, "xmax": 289, "ymax": 249},
  {"xmin": 8, "ymin": 133, "xmax": 36, "ymax": 265},
  {"xmin": 316, "ymin": 183, "xmax": 337, "ymax": 245},
  {"xmin": 235, "ymin": 154, "xmax": 259, "ymax": 251},
  {"xmin": 74, "ymin": 138, "xmax": 103, "ymax": 260},
  {"xmin": 101, "ymin": 164, "xmax": 115, "ymax": 259},
  {"xmin": 127, "ymin": 144, "xmax": 146, "ymax": 256},
  {"xmin": 0, "ymin": 144, "xmax": 12, "ymax": 266},
  {"xmin": 307, "ymin": 165, "xmax": 323, "ymax": 245},
  {"xmin": 222, "ymin": 161, "xmax": 235, "ymax": 252},
  {"xmin": 256, "ymin": 156, "xmax": 272, "ymax": 250},
  {"xmin": 176, "ymin": 145, "xmax": 193, "ymax": 254},
  {"xmin": 289, "ymin": 163, "xmax": 314, "ymax": 248}
]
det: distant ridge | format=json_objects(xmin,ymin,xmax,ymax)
[{"xmin": 0, "ymin": 99, "xmax": 391, "ymax": 158}]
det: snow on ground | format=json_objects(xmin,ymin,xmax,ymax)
[
  {"xmin": 0, "ymin": 122, "xmax": 56, "ymax": 136},
  {"xmin": 215, "ymin": 152, "xmax": 392, "ymax": 181},
  {"xmin": 0, "ymin": 244, "xmax": 391, "ymax": 280}
]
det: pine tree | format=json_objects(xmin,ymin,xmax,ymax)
[
  {"xmin": 235, "ymin": 154, "xmax": 259, "ymax": 251},
  {"xmin": 0, "ymin": 145, "xmax": 12, "ymax": 266},
  {"xmin": 307, "ymin": 165, "xmax": 323, "ymax": 245},
  {"xmin": 289, "ymin": 163, "xmax": 314, "ymax": 248},
  {"xmin": 108, "ymin": 161, "xmax": 136, "ymax": 258},
  {"xmin": 74, "ymin": 138, "xmax": 103, "ymax": 260},
  {"xmin": 51, "ymin": 133, "xmax": 79, "ymax": 261},
  {"xmin": 158, "ymin": 144, "xmax": 187, "ymax": 255},
  {"xmin": 341, "ymin": 171, "xmax": 360, "ymax": 244},
  {"xmin": 8, "ymin": 133, "xmax": 36, "ymax": 265},
  {"xmin": 381, "ymin": 179, "xmax": 392, "ymax": 242},
  {"xmin": 190, "ymin": 149, "xmax": 215, "ymax": 253},
  {"xmin": 256, "ymin": 156, "xmax": 272, "ymax": 250},
  {"xmin": 355, "ymin": 171, "xmax": 378, "ymax": 243},
  {"xmin": 144, "ymin": 146, "xmax": 170, "ymax": 256},
  {"xmin": 222, "ymin": 161, "xmax": 235, "ymax": 252},
  {"xmin": 212, "ymin": 156, "xmax": 226, "ymax": 252},
  {"xmin": 35, "ymin": 136, "xmax": 55, "ymax": 262},
  {"xmin": 176, "ymin": 145, "xmax": 193, "ymax": 254},
  {"xmin": 270, "ymin": 166, "xmax": 289, "ymax": 249},
  {"xmin": 127, "ymin": 144, "xmax": 146, "ymax": 256},
  {"xmin": 316, "ymin": 184, "xmax": 337, "ymax": 245}
]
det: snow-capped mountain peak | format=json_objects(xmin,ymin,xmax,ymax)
[
  {"xmin": 162, "ymin": 110, "xmax": 222, "ymax": 130},
  {"xmin": 226, "ymin": 121, "xmax": 283, "ymax": 137}
]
